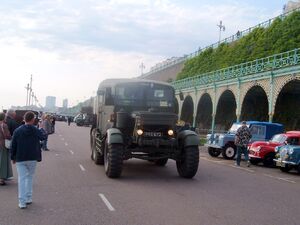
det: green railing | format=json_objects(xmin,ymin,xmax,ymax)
[
  {"xmin": 143, "ymin": 7, "xmax": 300, "ymax": 76},
  {"xmin": 172, "ymin": 48, "xmax": 300, "ymax": 90}
]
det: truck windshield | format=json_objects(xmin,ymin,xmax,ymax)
[
  {"xmin": 115, "ymin": 82, "xmax": 174, "ymax": 109},
  {"xmin": 270, "ymin": 134, "xmax": 286, "ymax": 143}
]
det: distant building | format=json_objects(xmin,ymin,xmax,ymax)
[
  {"xmin": 63, "ymin": 99, "xmax": 68, "ymax": 108},
  {"xmin": 283, "ymin": 1, "xmax": 300, "ymax": 13},
  {"xmin": 45, "ymin": 96, "xmax": 56, "ymax": 109}
]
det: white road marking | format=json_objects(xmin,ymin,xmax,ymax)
[
  {"xmin": 65, "ymin": 143, "xmax": 68, "ymax": 146},
  {"xmin": 98, "ymin": 194, "xmax": 115, "ymax": 211},
  {"xmin": 59, "ymin": 134, "xmax": 62, "ymax": 137},
  {"xmin": 229, "ymin": 165, "xmax": 255, "ymax": 173},
  {"xmin": 69, "ymin": 150, "xmax": 74, "ymax": 155},
  {"xmin": 55, "ymin": 154, "xmax": 59, "ymax": 156},
  {"xmin": 61, "ymin": 138, "xmax": 65, "ymax": 141},
  {"xmin": 79, "ymin": 164, "xmax": 86, "ymax": 172},
  {"xmin": 202, "ymin": 157, "xmax": 225, "ymax": 164},
  {"xmin": 263, "ymin": 174, "xmax": 296, "ymax": 184}
]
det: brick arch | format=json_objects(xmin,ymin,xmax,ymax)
[
  {"xmin": 216, "ymin": 87, "xmax": 237, "ymax": 107},
  {"xmin": 180, "ymin": 94, "xmax": 194, "ymax": 124},
  {"xmin": 272, "ymin": 74, "xmax": 300, "ymax": 113},
  {"xmin": 240, "ymin": 82, "xmax": 269, "ymax": 107}
]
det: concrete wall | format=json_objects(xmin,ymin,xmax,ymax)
[{"xmin": 141, "ymin": 61, "xmax": 185, "ymax": 82}]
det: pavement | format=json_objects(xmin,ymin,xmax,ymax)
[{"xmin": 0, "ymin": 122, "xmax": 300, "ymax": 225}]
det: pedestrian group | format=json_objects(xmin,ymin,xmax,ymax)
[{"xmin": 0, "ymin": 109, "xmax": 55, "ymax": 209}]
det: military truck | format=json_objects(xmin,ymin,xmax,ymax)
[{"xmin": 90, "ymin": 79, "xmax": 200, "ymax": 178}]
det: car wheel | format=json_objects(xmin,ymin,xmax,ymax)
[
  {"xmin": 280, "ymin": 165, "xmax": 291, "ymax": 173},
  {"xmin": 249, "ymin": 158, "xmax": 260, "ymax": 165},
  {"xmin": 208, "ymin": 147, "xmax": 221, "ymax": 157},
  {"xmin": 263, "ymin": 153, "xmax": 276, "ymax": 167},
  {"xmin": 222, "ymin": 145, "xmax": 236, "ymax": 160},
  {"xmin": 104, "ymin": 141, "xmax": 123, "ymax": 178},
  {"xmin": 155, "ymin": 158, "xmax": 168, "ymax": 166},
  {"xmin": 176, "ymin": 146, "xmax": 199, "ymax": 178}
]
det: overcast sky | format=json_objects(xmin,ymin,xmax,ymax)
[{"xmin": 0, "ymin": 0, "xmax": 287, "ymax": 109}]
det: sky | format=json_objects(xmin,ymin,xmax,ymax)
[{"xmin": 0, "ymin": 0, "xmax": 288, "ymax": 109}]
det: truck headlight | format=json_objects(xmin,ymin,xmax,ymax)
[
  {"xmin": 137, "ymin": 129, "xmax": 143, "ymax": 136},
  {"xmin": 168, "ymin": 129, "xmax": 174, "ymax": 136}
]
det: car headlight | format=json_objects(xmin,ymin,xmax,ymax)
[
  {"xmin": 137, "ymin": 129, "xmax": 143, "ymax": 136},
  {"xmin": 256, "ymin": 146, "xmax": 261, "ymax": 151},
  {"xmin": 275, "ymin": 146, "xmax": 280, "ymax": 153},
  {"xmin": 168, "ymin": 129, "xmax": 174, "ymax": 136},
  {"xmin": 288, "ymin": 148, "xmax": 294, "ymax": 155}
]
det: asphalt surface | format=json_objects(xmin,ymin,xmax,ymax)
[{"xmin": 1, "ymin": 122, "xmax": 300, "ymax": 225}]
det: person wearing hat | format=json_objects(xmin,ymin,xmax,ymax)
[{"xmin": 235, "ymin": 121, "xmax": 252, "ymax": 167}]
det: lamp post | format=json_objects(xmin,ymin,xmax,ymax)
[
  {"xmin": 25, "ymin": 83, "xmax": 30, "ymax": 106},
  {"xmin": 139, "ymin": 62, "xmax": 145, "ymax": 75},
  {"xmin": 217, "ymin": 20, "xmax": 225, "ymax": 43}
]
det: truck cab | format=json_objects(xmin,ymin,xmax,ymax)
[{"xmin": 90, "ymin": 79, "xmax": 200, "ymax": 178}]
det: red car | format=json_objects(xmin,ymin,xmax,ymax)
[{"xmin": 249, "ymin": 131, "xmax": 300, "ymax": 167}]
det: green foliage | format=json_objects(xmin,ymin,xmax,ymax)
[{"xmin": 177, "ymin": 11, "xmax": 300, "ymax": 80}]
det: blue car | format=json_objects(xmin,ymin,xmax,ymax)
[
  {"xmin": 205, "ymin": 121, "xmax": 284, "ymax": 160},
  {"xmin": 274, "ymin": 145, "xmax": 300, "ymax": 173}
]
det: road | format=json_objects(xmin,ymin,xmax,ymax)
[{"xmin": 1, "ymin": 122, "xmax": 300, "ymax": 225}]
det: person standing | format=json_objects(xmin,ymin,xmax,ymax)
[
  {"xmin": 0, "ymin": 112, "xmax": 13, "ymax": 185},
  {"xmin": 40, "ymin": 115, "xmax": 52, "ymax": 151},
  {"xmin": 11, "ymin": 111, "xmax": 46, "ymax": 209},
  {"xmin": 51, "ymin": 116, "xmax": 56, "ymax": 133},
  {"xmin": 67, "ymin": 116, "xmax": 72, "ymax": 126},
  {"xmin": 5, "ymin": 109, "xmax": 18, "ymax": 136},
  {"xmin": 235, "ymin": 121, "xmax": 252, "ymax": 167}
]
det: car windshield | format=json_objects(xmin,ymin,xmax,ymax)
[
  {"xmin": 271, "ymin": 134, "xmax": 286, "ymax": 143},
  {"xmin": 228, "ymin": 124, "xmax": 249, "ymax": 134},
  {"xmin": 115, "ymin": 82, "xmax": 175, "ymax": 109}
]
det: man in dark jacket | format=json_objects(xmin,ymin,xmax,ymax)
[
  {"xmin": 235, "ymin": 121, "xmax": 252, "ymax": 167},
  {"xmin": 11, "ymin": 111, "xmax": 46, "ymax": 209},
  {"xmin": 5, "ymin": 109, "xmax": 18, "ymax": 136}
]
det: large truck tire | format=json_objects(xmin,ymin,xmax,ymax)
[
  {"xmin": 104, "ymin": 142, "xmax": 123, "ymax": 178},
  {"xmin": 208, "ymin": 147, "xmax": 221, "ymax": 157},
  {"xmin": 176, "ymin": 146, "xmax": 199, "ymax": 178}
]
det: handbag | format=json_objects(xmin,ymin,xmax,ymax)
[{"xmin": 1, "ymin": 124, "xmax": 11, "ymax": 149}]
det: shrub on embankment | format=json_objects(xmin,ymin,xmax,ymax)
[{"xmin": 177, "ymin": 11, "xmax": 300, "ymax": 80}]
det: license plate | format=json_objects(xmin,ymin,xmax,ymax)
[
  {"xmin": 144, "ymin": 132, "xmax": 162, "ymax": 137},
  {"xmin": 276, "ymin": 161, "xmax": 285, "ymax": 167}
]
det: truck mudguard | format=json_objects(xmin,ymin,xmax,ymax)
[
  {"xmin": 178, "ymin": 130, "xmax": 199, "ymax": 147},
  {"xmin": 106, "ymin": 128, "xmax": 123, "ymax": 145}
]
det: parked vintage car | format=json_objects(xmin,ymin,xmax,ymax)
[
  {"xmin": 274, "ymin": 145, "xmax": 300, "ymax": 173},
  {"xmin": 205, "ymin": 121, "xmax": 284, "ymax": 160},
  {"xmin": 249, "ymin": 131, "xmax": 300, "ymax": 167}
]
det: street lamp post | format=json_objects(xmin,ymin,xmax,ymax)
[
  {"xmin": 139, "ymin": 63, "xmax": 145, "ymax": 75},
  {"xmin": 217, "ymin": 20, "xmax": 226, "ymax": 43}
]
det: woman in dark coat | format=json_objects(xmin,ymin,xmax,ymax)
[{"xmin": 0, "ymin": 112, "xmax": 13, "ymax": 185}]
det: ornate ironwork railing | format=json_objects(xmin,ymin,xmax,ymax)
[
  {"xmin": 172, "ymin": 48, "xmax": 300, "ymax": 90},
  {"xmin": 143, "ymin": 7, "xmax": 300, "ymax": 77}
]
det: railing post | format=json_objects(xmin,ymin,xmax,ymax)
[
  {"xmin": 269, "ymin": 70, "xmax": 274, "ymax": 122},
  {"xmin": 236, "ymin": 79, "xmax": 241, "ymax": 122},
  {"xmin": 210, "ymin": 82, "xmax": 217, "ymax": 143}
]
